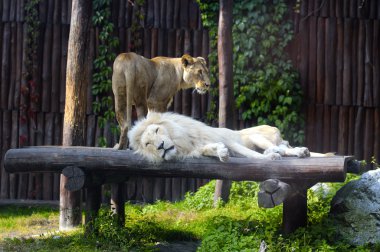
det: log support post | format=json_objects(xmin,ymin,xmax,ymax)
[
  {"xmin": 282, "ymin": 183, "xmax": 309, "ymax": 234},
  {"xmin": 111, "ymin": 183, "xmax": 126, "ymax": 226},
  {"xmin": 85, "ymin": 185, "xmax": 102, "ymax": 234}
]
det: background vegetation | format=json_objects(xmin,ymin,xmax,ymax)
[
  {"xmin": 198, "ymin": 0, "xmax": 304, "ymax": 145},
  {"xmin": 1, "ymin": 174, "xmax": 378, "ymax": 251}
]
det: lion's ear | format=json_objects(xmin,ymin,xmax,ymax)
[
  {"xmin": 196, "ymin": 57, "xmax": 207, "ymax": 66},
  {"xmin": 181, "ymin": 54, "xmax": 194, "ymax": 67}
]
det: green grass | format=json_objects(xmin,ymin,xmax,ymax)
[{"xmin": 0, "ymin": 175, "xmax": 378, "ymax": 251}]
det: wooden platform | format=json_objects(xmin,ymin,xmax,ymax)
[{"xmin": 4, "ymin": 146, "xmax": 355, "ymax": 234}]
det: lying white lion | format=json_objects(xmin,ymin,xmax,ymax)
[{"xmin": 128, "ymin": 112, "xmax": 312, "ymax": 163}]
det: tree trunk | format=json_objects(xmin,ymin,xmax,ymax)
[
  {"xmin": 214, "ymin": 0, "xmax": 234, "ymax": 206},
  {"xmin": 60, "ymin": 0, "xmax": 92, "ymax": 231}
]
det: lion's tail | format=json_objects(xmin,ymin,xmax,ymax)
[{"xmin": 309, "ymin": 152, "xmax": 336, "ymax": 157}]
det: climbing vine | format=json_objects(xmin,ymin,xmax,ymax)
[
  {"xmin": 198, "ymin": 0, "xmax": 305, "ymax": 145},
  {"xmin": 92, "ymin": 0, "xmax": 144, "ymax": 147},
  {"xmin": 21, "ymin": 0, "xmax": 41, "ymax": 146},
  {"xmin": 92, "ymin": 0, "xmax": 120, "ymax": 147}
]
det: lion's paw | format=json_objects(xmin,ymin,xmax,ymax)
[
  {"xmin": 294, "ymin": 147, "xmax": 310, "ymax": 158},
  {"xmin": 216, "ymin": 143, "xmax": 229, "ymax": 162},
  {"xmin": 264, "ymin": 146, "xmax": 285, "ymax": 156},
  {"xmin": 264, "ymin": 153, "xmax": 282, "ymax": 160}
]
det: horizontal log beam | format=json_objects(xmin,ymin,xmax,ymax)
[{"xmin": 4, "ymin": 146, "xmax": 350, "ymax": 182}]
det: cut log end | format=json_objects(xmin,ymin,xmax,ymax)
[
  {"xmin": 258, "ymin": 179, "xmax": 291, "ymax": 208},
  {"xmin": 62, "ymin": 166, "xmax": 85, "ymax": 192}
]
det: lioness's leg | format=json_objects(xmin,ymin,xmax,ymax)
[{"xmin": 112, "ymin": 72, "xmax": 129, "ymax": 150}]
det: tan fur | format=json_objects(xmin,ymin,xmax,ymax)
[
  {"xmin": 128, "ymin": 112, "xmax": 312, "ymax": 163},
  {"xmin": 112, "ymin": 52, "xmax": 210, "ymax": 149}
]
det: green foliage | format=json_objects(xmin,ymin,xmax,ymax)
[
  {"xmin": 92, "ymin": 0, "xmax": 120, "ymax": 147},
  {"xmin": 198, "ymin": 0, "xmax": 304, "ymax": 144},
  {"xmin": 1, "ymin": 174, "xmax": 377, "ymax": 251}
]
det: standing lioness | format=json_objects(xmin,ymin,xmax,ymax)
[{"xmin": 112, "ymin": 52, "xmax": 210, "ymax": 149}]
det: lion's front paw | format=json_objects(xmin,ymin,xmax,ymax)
[
  {"xmin": 294, "ymin": 147, "xmax": 310, "ymax": 158},
  {"xmin": 264, "ymin": 146, "xmax": 285, "ymax": 156},
  {"xmin": 217, "ymin": 145, "xmax": 229, "ymax": 162},
  {"xmin": 264, "ymin": 153, "xmax": 281, "ymax": 160}
]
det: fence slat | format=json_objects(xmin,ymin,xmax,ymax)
[{"xmin": 363, "ymin": 20, "xmax": 373, "ymax": 107}]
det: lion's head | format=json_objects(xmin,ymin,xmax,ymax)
[
  {"xmin": 128, "ymin": 113, "xmax": 183, "ymax": 162},
  {"xmin": 181, "ymin": 54, "xmax": 210, "ymax": 94}
]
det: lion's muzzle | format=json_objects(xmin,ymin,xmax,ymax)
[{"xmin": 162, "ymin": 145, "xmax": 175, "ymax": 160}]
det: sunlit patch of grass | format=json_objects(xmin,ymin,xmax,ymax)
[{"xmin": 0, "ymin": 205, "xmax": 59, "ymax": 239}]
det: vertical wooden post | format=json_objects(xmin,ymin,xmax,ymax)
[
  {"xmin": 282, "ymin": 185, "xmax": 308, "ymax": 234},
  {"xmin": 60, "ymin": 0, "xmax": 93, "ymax": 231},
  {"xmin": 214, "ymin": 0, "xmax": 234, "ymax": 206},
  {"xmin": 85, "ymin": 185, "xmax": 102, "ymax": 234}
]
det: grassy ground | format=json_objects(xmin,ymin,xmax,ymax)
[{"xmin": 0, "ymin": 178, "xmax": 378, "ymax": 251}]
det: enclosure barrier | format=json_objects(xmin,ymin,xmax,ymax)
[{"xmin": 4, "ymin": 146, "xmax": 357, "ymax": 234}]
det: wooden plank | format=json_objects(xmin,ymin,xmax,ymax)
[
  {"xmin": 375, "ymin": 109, "xmax": 380, "ymax": 161},
  {"xmin": 43, "ymin": 113, "xmax": 54, "ymax": 200},
  {"xmin": 320, "ymin": 0, "xmax": 329, "ymax": 17},
  {"xmin": 298, "ymin": 18, "xmax": 309, "ymax": 97},
  {"xmin": 13, "ymin": 22, "xmax": 23, "ymax": 109},
  {"xmin": 173, "ymin": 0, "xmax": 180, "ymax": 29},
  {"xmin": 61, "ymin": 0, "xmax": 68, "ymax": 24},
  {"xmin": 349, "ymin": 0, "xmax": 357, "ymax": 18},
  {"xmin": 118, "ymin": 0, "xmax": 125, "ymax": 27},
  {"xmin": 0, "ymin": 110, "xmax": 11, "ymax": 198},
  {"xmin": 146, "ymin": 0, "xmax": 154, "ymax": 28},
  {"xmin": 2, "ymin": 0, "xmax": 10, "ymax": 21},
  {"xmin": 192, "ymin": 30, "xmax": 202, "ymax": 119},
  {"xmin": 51, "ymin": 24, "xmax": 61, "ymax": 112},
  {"xmin": 324, "ymin": 17, "xmax": 336, "ymax": 105},
  {"xmin": 166, "ymin": 0, "xmax": 174, "ymax": 29},
  {"xmin": 342, "ymin": 19, "xmax": 352, "ymax": 106},
  {"xmin": 7, "ymin": 22, "xmax": 16, "ymax": 109},
  {"xmin": 188, "ymin": 0, "xmax": 198, "ymax": 29},
  {"xmin": 4, "ymin": 146, "xmax": 350, "ymax": 182},
  {"xmin": 9, "ymin": 110, "xmax": 19, "ymax": 199},
  {"xmin": 357, "ymin": 20, "xmax": 365, "ymax": 105},
  {"xmin": 308, "ymin": 17, "xmax": 317, "ymax": 104},
  {"xmin": 323, "ymin": 106, "xmax": 331, "ymax": 152},
  {"xmin": 354, "ymin": 107, "xmax": 364, "ymax": 159},
  {"xmin": 335, "ymin": 17, "xmax": 343, "ymax": 104},
  {"xmin": 182, "ymin": 29, "xmax": 192, "ymax": 116},
  {"xmin": 179, "ymin": 0, "xmax": 188, "ymax": 28},
  {"xmin": 374, "ymin": 21, "xmax": 380, "ymax": 107},
  {"xmin": 53, "ymin": 0, "xmax": 61, "ymax": 24},
  {"xmin": 160, "ymin": 0, "xmax": 166, "ymax": 29},
  {"xmin": 154, "ymin": 0, "xmax": 160, "ymax": 28},
  {"xmin": 335, "ymin": 0, "xmax": 343, "ymax": 17},
  {"xmin": 338, "ymin": 106, "xmax": 349, "ymax": 155},
  {"xmin": 60, "ymin": 25, "xmax": 69, "ymax": 113},
  {"xmin": 283, "ymin": 185, "xmax": 307, "ymax": 234},
  {"xmin": 330, "ymin": 106, "xmax": 339, "ymax": 152},
  {"xmin": 363, "ymin": 109, "xmax": 374, "ymax": 161},
  {"xmin": 151, "ymin": 28, "xmax": 158, "ymax": 57},
  {"xmin": 39, "ymin": 0, "xmax": 48, "ymax": 23},
  {"xmin": 46, "ymin": 0, "xmax": 54, "ymax": 24},
  {"xmin": 143, "ymin": 28, "xmax": 151, "ymax": 58},
  {"xmin": 8, "ymin": 0, "xmax": 15, "ymax": 21},
  {"xmin": 316, "ymin": 18, "xmax": 325, "ymax": 104},
  {"xmin": 347, "ymin": 106, "xmax": 356, "ymax": 156},
  {"xmin": 363, "ymin": 20, "xmax": 373, "ymax": 107},
  {"xmin": 315, "ymin": 105, "xmax": 323, "ymax": 152},
  {"xmin": 343, "ymin": 0, "xmax": 350, "ymax": 17},
  {"xmin": 41, "ymin": 24, "xmax": 53, "ymax": 112},
  {"xmin": 351, "ymin": 19, "xmax": 358, "ymax": 106}
]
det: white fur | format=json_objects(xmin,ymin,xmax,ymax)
[{"xmin": 128, "ymin": 112, "xmax": 311, "ymax": 163}]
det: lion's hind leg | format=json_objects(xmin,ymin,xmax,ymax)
[
  {"xmin": 200, "ymin": 142, "xmax": 229, "ymax": 162},
  {"xmin": 264, "ymin": 140, "xmax": 310, "ymax": 158}
]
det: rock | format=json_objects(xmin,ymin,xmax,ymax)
[{"xmin": 330, "ymin": 169, "xmax": 380, "ymax": 246}]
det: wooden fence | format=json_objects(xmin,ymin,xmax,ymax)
[
  {"xmin": 0, "ymin": 0, "xmax": 210, "ymax": 202},
  {"xmin": 291, "ymin": 0, "xmax": 380, "ymax": 163},
  {"xmin": 0, "ymin": 0, "xmax": 379, "ymax": 201}
]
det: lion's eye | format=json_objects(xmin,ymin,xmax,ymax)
[
  {"xmin": 145, "ymin": 142, "xmax": 150, "ymax": 147},
  {"xmin": 198, "ymin": 69, "xmax": 202, "ymax": 75},
  {"xmin": 155, "ymin": 128, "xmax": 159, "ymax": 134}
]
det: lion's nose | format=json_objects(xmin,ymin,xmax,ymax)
[
  {"xmin": 205, "ymin": 82, "xmax": 210, "ymax": 87},
  {"xmin": 157, "ymin": 141, "xmax": 164, "ymax": 150}
]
